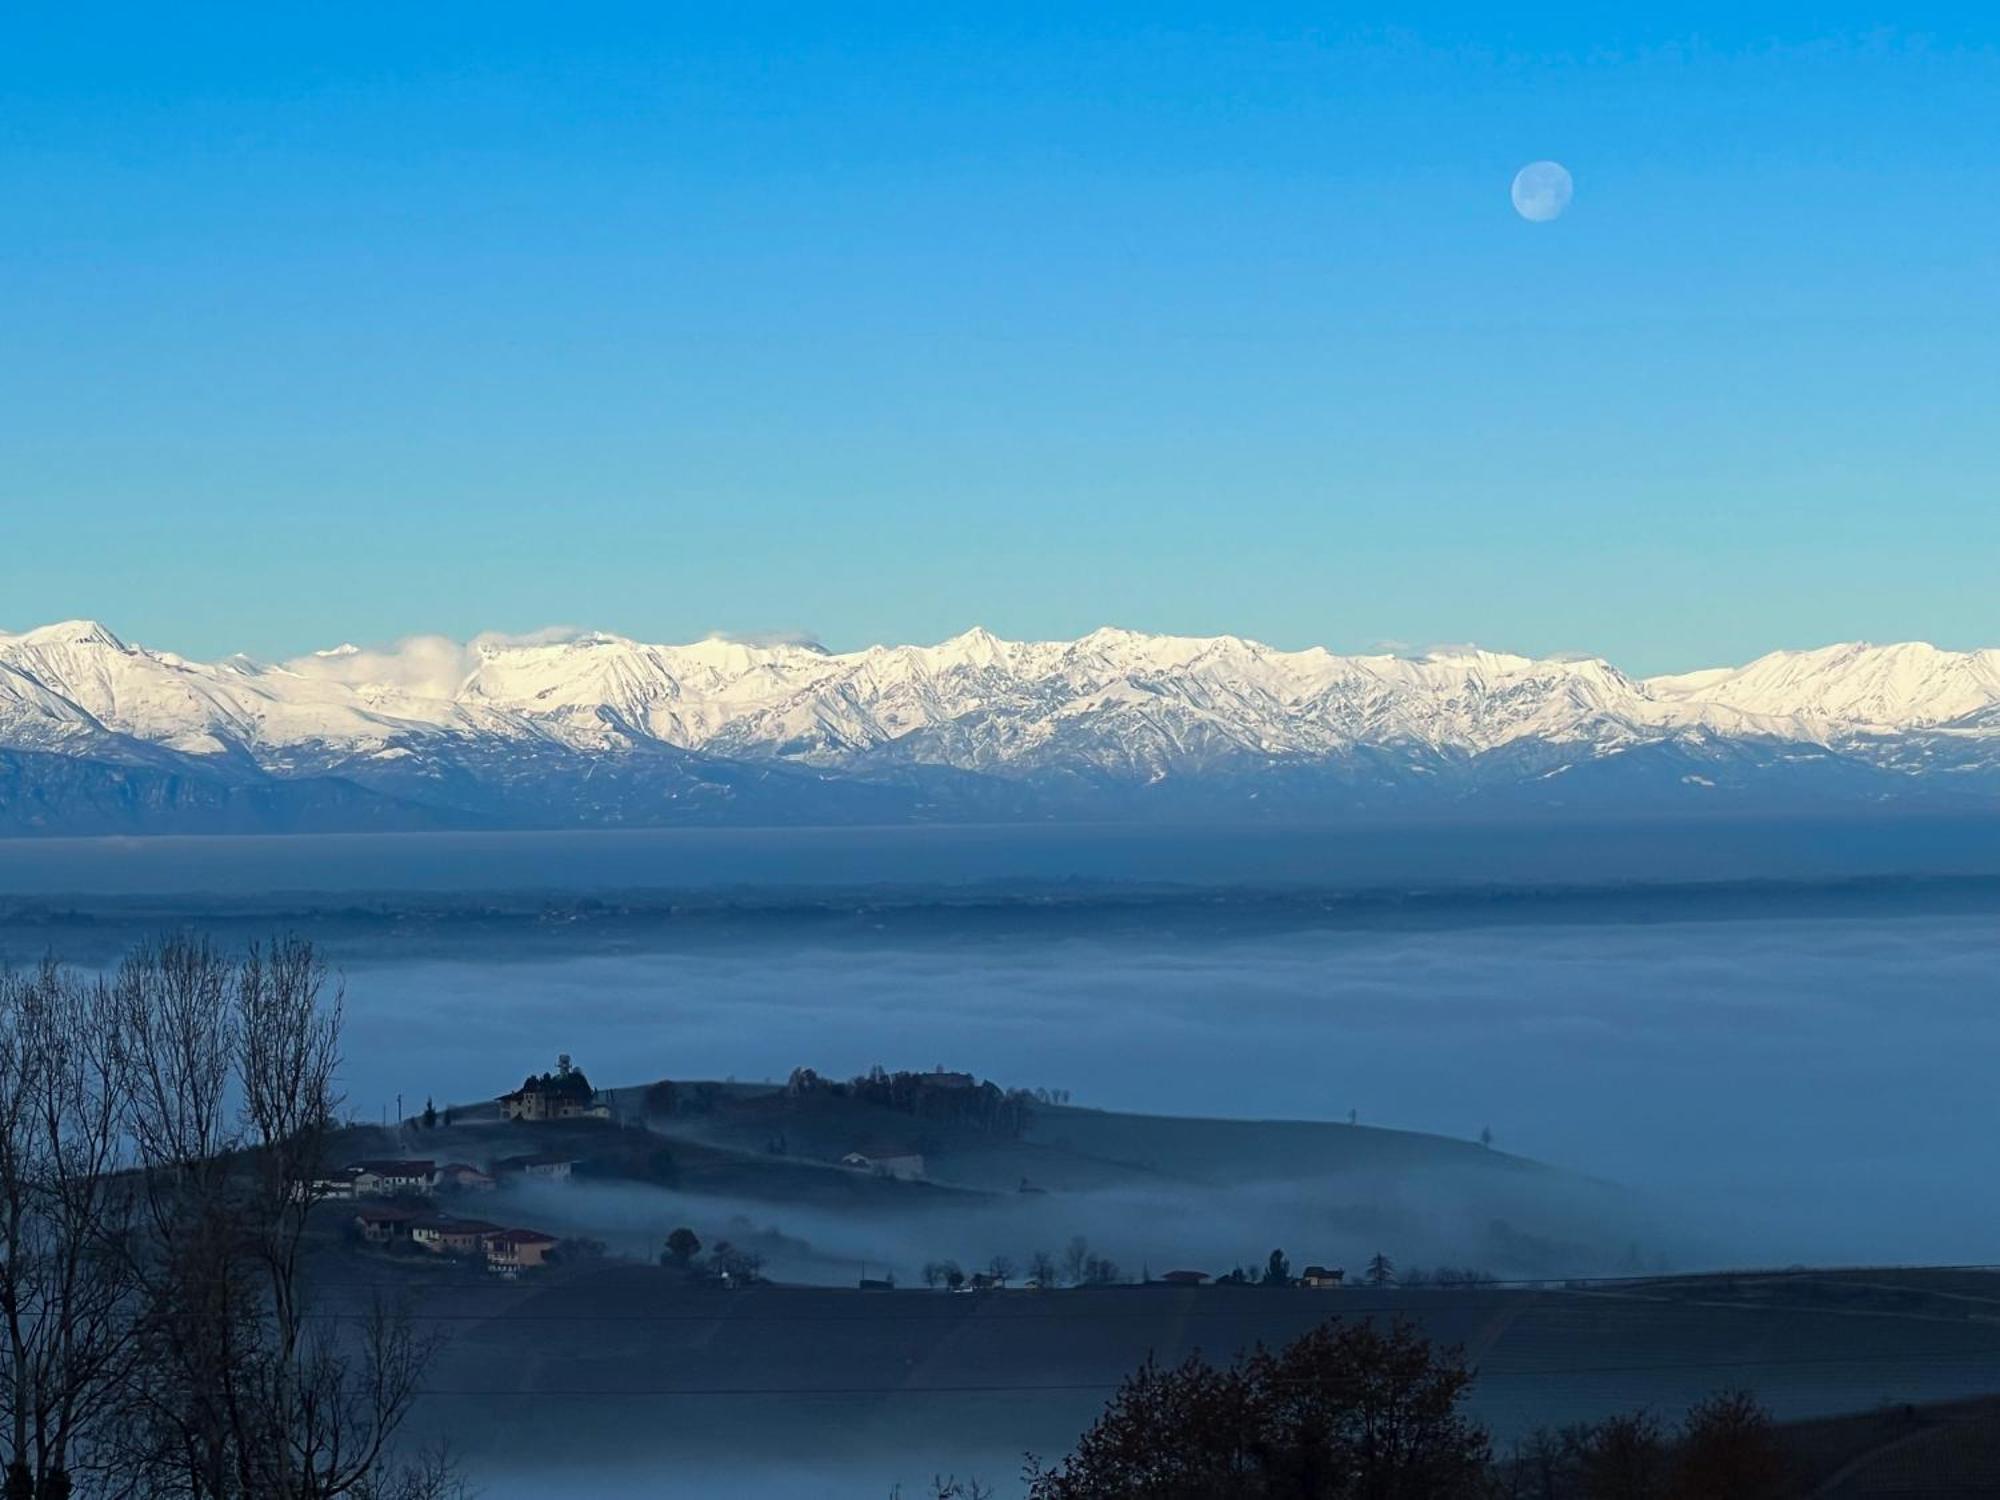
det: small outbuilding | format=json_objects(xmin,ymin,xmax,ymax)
[
  {"xmin": 494, "ymin": 1153, "xmax": 577, "ymax": 1183},
  {"xmin": 353, "ymin": 1204, "xmax": 421, "ymax": 1244},
  {"xmin": 840, "ymin": 1150, "xmax": 926, "ymax": 1182}
]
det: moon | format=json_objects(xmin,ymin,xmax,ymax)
[{"xmin": 1511, "ymin": 160, "xmax": 1573, "ymax": 222}]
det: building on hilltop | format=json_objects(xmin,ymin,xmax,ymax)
[
  {"xmin": 499, "ymin": 1054, "xmax": 609, "ymax": 1122},
  {"xmin": 1299, "ymin": 1265, "xmax": 1346, "ymax": 1288}
]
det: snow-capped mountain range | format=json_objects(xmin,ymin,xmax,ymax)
[{"xmin": 5, "ymin": 619, "xmax": 2000, "ymax": 835}]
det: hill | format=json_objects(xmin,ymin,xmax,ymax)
[{"xmin": 330, "ymin": 1069, "xmax": 1669, "ymax": 1294}]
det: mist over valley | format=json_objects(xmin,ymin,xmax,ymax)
[{"xmin": 2, "ymin": 819, "xmax": 1994, "ymax": 1494}]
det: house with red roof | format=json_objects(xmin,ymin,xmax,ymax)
[
  {"xmin": 486, "ymin": 1228, "xmax": 561, "ymax": 1276},
  {"xmin": 411, "ymin": 1217, "xmax": 504, "ymax": 1257},
  {"xmin": 436, "ymin": 1162, "xmax": 496, "ymax": 1192}
]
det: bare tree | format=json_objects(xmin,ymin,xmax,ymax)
[
  {"xmin": 1670, "ymin": 1391, "xmax": 1788, "ymax": 1499},
  {"xmin": 0, "ymin": 962, "xmax": 139, "ymax": 1499},
  {"xmin": 1061, "ymin": 1237, "xmax": 1091, "ymax": 1288},
  {"xmin": 114, "ymin": 934, "xmax": 252, "ymax": 1498},
  {"xmin": 114, "ymin": 935, "xmax": 445, "ymax": 1500},
  {"xmin": 1578, "ymin": 1409, "xmax": 1667, "ymax": 1499},
  {"xmin": 887, "ymin": 1479, "xmax": 993, "ymax": 1500},
  {"xmin": 1080, "ymin": 1254, "xmax": 1122, "ymax": 1287}
]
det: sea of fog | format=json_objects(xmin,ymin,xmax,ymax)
[
  {"xmin": 325, "ymin": 905, "xmax": 1996, "ymax": 1266},
  {"xmin": 1, "ymin": 818, "xmax": 1997, "ymax": 1268}
]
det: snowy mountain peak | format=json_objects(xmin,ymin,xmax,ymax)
[
  {"xmin": 937, "ymin": 624, "xmax": 1006, "ymax": 659},
  {"xmin": 5, "ymin": 621, "xmax": 2000, "ymax": 833},
  {"xmin": 1646, "ymin": 640, "xmax": 2000, "ymax": 729},
  {"xmin": 4, "ymin": 619, "xmax": 129, "ymax": 652}
]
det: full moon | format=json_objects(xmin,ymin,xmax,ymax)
[{"xmin": 1511, "ymin": 160, "xmax": 1573, "ymax": 222}]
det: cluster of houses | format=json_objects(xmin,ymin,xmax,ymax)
[
  {"xmin": 320, "ymin": 1159, "xmax": 485, "ymax": 1198},
  {"xmin": 333, "ymin": 1155, "xmax": 574, "ymax": 1277},
  {"xmin": 352, "ymin": 1203, "xmax": 562, "ymax": 1276},
  {"xmin": 322, "ymin": 1154, "xmax": 577, "ymax": 1200},
  {"xmin": 311, "ymin": 1058, "xmax": 611, "ymax": 1279}
]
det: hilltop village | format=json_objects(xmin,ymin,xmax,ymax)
[
  {"xmin": 328, "ymin": 1054, "xmax": 1052, "ymax": 1284},
  {"xmin": 322, "ymin": 1056, "xmax": 1493, "ymax": 1294},
  {"xmin": 326, "ymin": 1057, "xmax": 609, "ymax": 1277}
]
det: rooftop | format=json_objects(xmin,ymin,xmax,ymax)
[
  {"xmin": 487, "ymin": 1228, "xmax": 559, "ymax": 1247},
  {"xmin": 411, "ymin": 1217, "xmax": 503, "ymax": 1235},
  {"xmin": 348, "ymin": 1159, "xmax": 434, "ymax": 1176}
]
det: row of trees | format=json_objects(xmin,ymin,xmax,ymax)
[
  {"xmin": 919, "ymin": 1238, "xmax": 1125, "ymax": 1290},
  {"xmin": 0, "ymin": 937, "xmax": 451, "ymax": 1500},
  {"xmin": 1239, "ymin": 1252, "xmax": 1495, "ymax": 1291},
  {"xmin": 784, "ymin": 1066, "xmax": 1038, "ymax": 1138},
  {"xmin": 911, "ymin": 1244, "xmax": 1515, "ymax": 1293},
  {"xmin": 908, "ymin": 1245, "xmax": 1512, "ymax": 1294}
]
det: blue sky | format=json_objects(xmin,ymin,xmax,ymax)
[{"xmin": 2, "ymin": 5, "xmax": 1996, "ymax": 674}]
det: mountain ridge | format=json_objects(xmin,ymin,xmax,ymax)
[{"xmin": 3, "ymin": 619, "xmax": 1999, "ymax": 834}]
